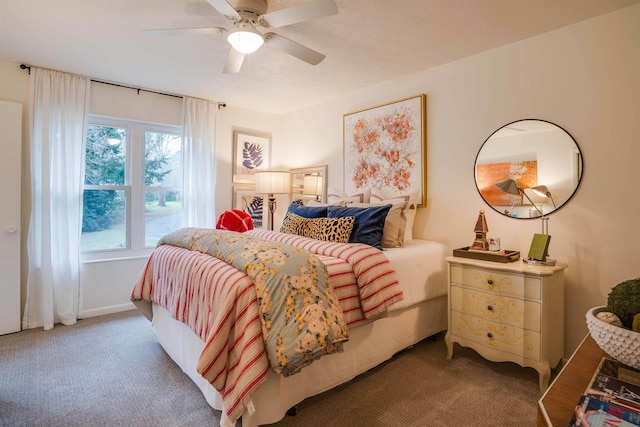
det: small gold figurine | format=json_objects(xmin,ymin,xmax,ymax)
[{"xmin": 470, "ymin": 210, "xmax": 489, "ymax": 251}]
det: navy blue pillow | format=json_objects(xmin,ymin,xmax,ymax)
[
  {"xmin": 287, "ymin": 203, "xmax": 328, "ymax": 218},
  {"xmin": 327, "ymin": 204, "xmax": 392, "ymax": 250}
]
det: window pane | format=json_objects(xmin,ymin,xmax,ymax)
[
  {"xmin": 81, "ymin": 189, "xmax": 126, "ymax": 251},
  {"xmin": 85, "ymin": 125, "xmax": 126, "ymax": 185},
  {"xmin": 145, "ymin": 131, "xmax": 182, "ymax": 187},
  {"xmin": 145, "ymin": 190, "xmax": 182, "ymax": 247}
]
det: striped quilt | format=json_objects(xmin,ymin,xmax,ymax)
[{"xmin": 130, "ymin": 229, "xmax": 402, "ymax": 425}]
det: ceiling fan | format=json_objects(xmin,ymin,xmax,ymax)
[{"xmin": 143, "ymin": 0, "xmax": 338, "ymax": 74}]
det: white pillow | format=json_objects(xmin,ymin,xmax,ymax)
[
  {"xmin": 370, "ymin": 188, "xmax": 419, "ymax": 242},
  {"xmin": 306, "ymin": 199, "xmax": 346, "ymax": 207},
  {"xmin": 327, "ymin": 186, "xmax": 371, "ymax": 204}
]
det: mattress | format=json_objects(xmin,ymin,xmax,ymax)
[{"xmin": 383, "ymin": 239, "xmax": 449, "ymax": 310}]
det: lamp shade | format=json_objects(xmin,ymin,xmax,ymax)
[
  {"xmin": 531, "ymin": 185, "xmax": 557, "ymax": 209},
  {"xmin": 495, "ymin": 178, "xmax": 520, "ymax": 195},
  {"xmin": 531, "ymin": 185, "xmax": 549, "ymax": 198},
  {"xmin": 302, "ymin": 175, "xmax": 323, "ymax": 197},
  {"xmin": 255, "ymin": 171, "xmax": 290, "ymax": 195},
  {"xmin": 227, "ymin": 24, "xmax": 264, "ymax": 54}
]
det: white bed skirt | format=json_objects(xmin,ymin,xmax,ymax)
[{"xmin": 152, "ymin": 295, "xmax": 448, "ymax": 427}]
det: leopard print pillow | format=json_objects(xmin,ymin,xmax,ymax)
[
  {"xmin": 302, "ymin": 216, "xmax": 355, "ymax": 243},
  {"xmin": 280, "ymin": 211, "xmax": 308, "ymax": 235},
  {"xmin": 281, "ymin": 212, "xmax": 355, "ymax": 243}
]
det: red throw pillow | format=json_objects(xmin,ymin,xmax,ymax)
[{"xmin": 215, "ymin": 210, "xmax": 254, "ymax": 232}]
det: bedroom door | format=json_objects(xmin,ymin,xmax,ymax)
[{"xmin": 0, "ymin": 100, "xmax": 22, "ymax": 335}]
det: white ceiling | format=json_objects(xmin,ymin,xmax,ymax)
[{"xmin": 1, "ymin": 0, "xmax": 638, "ymax": 114}]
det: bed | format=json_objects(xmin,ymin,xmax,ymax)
[{"xmin": 131, "ymin": 206, "xmax": 448, "ymax": 427}]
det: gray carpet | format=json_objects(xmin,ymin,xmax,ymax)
[{"xmin": 0, "ymin": 310, "xmax": 540, "ymax": 426}]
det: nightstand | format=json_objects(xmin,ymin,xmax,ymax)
[{"xmin": 445, "ymin": 256, "xmax": 567, "ymax": 392}]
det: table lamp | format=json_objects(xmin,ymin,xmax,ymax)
[
  {"xmin": 255, "ymin": 171, "xmax": 290, "ymax": 231},
  {"xmin": 302, "ymin": 174, "xmax": 323, "ymax": 201},
  {"xmin": 495, "ymin": 178, "xmax": 556, "ymax": 265}
]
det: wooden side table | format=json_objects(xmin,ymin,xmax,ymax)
[
  {"xmin": 537, "ymin": 335, "xmax": 606, "ymax": 427},
  {"xmin": 445, "ymin": 256, "xmax": 567, "ymax": 392}
]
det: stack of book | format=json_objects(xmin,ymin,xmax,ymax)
[{"xmin": 568, "ymin": 357, "xmax": 640, "ymax": 426}]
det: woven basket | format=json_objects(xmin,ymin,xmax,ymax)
[{"xmin": 586, "ymin": 306, "xmax": 640, "ymax": 370}]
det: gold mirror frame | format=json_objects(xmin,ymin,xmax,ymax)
[{"xmin": 290, "ymin": 165, "xmax": 328, "ymax": 204}]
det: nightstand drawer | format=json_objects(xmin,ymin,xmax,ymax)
[
  {"xmin": 450, "ymin": 265, "xmax": 541, "ymax": 300},
  {"xmin": 450, "ymin": 311, "xmax": 541, "ymax": 361},
  {"xmin": 450, "ymin": 286, "xmax": 541, "ymax": 332}
]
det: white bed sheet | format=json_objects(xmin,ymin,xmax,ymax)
[
  {"xmin": 153, "ymin": 296, "xmax": 447, "ymax": 427},
  {"xmin": 383, "ymin": 239, "xmax": 449, "ymax": 310}
]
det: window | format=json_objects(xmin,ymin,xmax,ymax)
[{"xmin": 81, "ymin": 116, "xmax": 182, "ymax": 254}]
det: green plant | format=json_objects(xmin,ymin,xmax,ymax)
[{"xmin": 607, "ymin": 278, "xmax": 640, "ymax": 329}]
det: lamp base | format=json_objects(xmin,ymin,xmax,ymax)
[{"xmin": 523, "ymin": 257, "xmax": 557, "ymax": 266}]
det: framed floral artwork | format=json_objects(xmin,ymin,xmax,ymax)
[
  {"xmin": 343, "ymin": 94, "xmax": 427, "ymax": 206},
  {"xmin": 233, "ymin": 184, "xmax": 265, "ymax": 229},
  {"xmin": 233, "ymin": 129, "xmax": 271, "ymax": 184}
]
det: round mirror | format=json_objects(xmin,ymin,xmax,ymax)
[{"xmin": 475, "ymin": 119, "xmax": 583, "ymax": 219}]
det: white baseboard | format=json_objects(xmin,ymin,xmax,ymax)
[{"xmin": 79, "ymin": 302, "xmax": 137, "ymax": 319}]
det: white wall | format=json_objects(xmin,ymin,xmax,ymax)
[
  {"xmin": 213, "ymin": 106, "xmax": 284, "ymax": 224},
  {"xmin": 279, "ymin": 4, "xmax": 640, "ymax": 356}
]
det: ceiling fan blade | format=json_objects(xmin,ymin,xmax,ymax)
[
  {"xmin": 260, "ymin": 0, "xmax": 337, "ymax": 28},
  {"xmin": 223, "ymin": 47, "xmax": 245, "ymax": 74},
  {"xmin": 264, "ymin": 33, "xmax": 325, "ymax": 65},
  {"xmin": 206, "ymin": 0, "xmax": 240, "ymax": 19},
  {"xmin": 142, "ymin": 27, "xmax": 225, "ymax": 36}
]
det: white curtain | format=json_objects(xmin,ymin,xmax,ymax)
[
  {"xmin": 182, "ymin": 97, "xmax": 217, "ymax": 228},
  {"xmin": 23, "ymin": 68, "xmax": 90, "ymax": 330}
]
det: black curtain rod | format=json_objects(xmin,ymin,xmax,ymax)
[{"xmin": 19, "ymin": 64, "xmax": 227, "ymax": 108}]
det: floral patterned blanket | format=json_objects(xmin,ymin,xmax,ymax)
[{"xmin": 156, "ymin": 227, "xmax": 349, "ymax": 376}]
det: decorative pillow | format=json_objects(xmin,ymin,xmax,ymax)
[
  {"xmin": 350, "ymin": 201, "xmax": 407, "ymax": 248},
  {"xmin": 327, "ymin": 204, "xmax": 392, "ymax": 250},
  {"xmin": 280, "ymin": 212, "xmax": 355, "ymax": 243},
  {"xmin": 370, "ymin": 188, "xmax": 419, "ymax": 242},
  {"xmin": 215, "ymin": 209, "xmax": 254, "ymax": 232},
  {"xmin": 286, "ymin": 203, "xmax": 328, "ymax": 218},
  {"xmin": 280, "ymin": 211, "xmax": 308, "ymax": 235},
  {"xmin": 327, "ymin": 186, "xmax": 371, "ymax": 204},
  {"xmin": 301, "ymin": 216, "xmax": 355, "ymax": 243}
]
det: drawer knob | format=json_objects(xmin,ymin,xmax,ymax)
[
  {"xmin": 487, "ymin": 279, "xmax": 494, "ymax": 285},
  {"xmin": 487, "ymin": 332, "xmax": 493, "ymax": 339},
  {"xmin": 487, "ymin": 305, "xmax": 493, "ymax": 311}
]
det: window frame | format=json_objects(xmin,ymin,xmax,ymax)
[{"xmin": 82, "ymin": 115, "xmax": 182, "ymax": 261}]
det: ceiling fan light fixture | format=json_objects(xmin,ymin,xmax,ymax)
[{"xmin": 227, "ymin": 24, "xmax": 264, "ymax": 54}]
